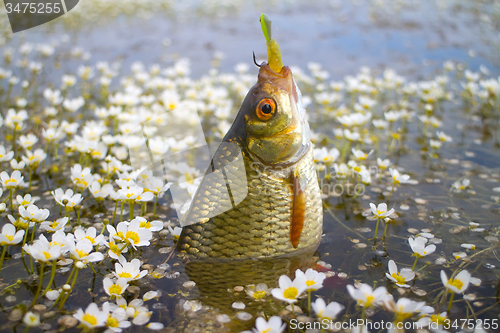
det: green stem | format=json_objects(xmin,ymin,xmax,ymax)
[
  {"xmin": 120, "ymin": 202, "xmax": 124, "ymax": 222},
  {"xmin": 447, "ymin": 292, "xmax": 455, "ymax": 313},
  {"xmin": 59, "ymin": 268, "xmax": 79, "ymax": 309},
  {"xmin": 383, "ymin": 219, "xmax": 389, "ymax": 240},
  {"xmin": 411, "ymin": 256, "xmax": 419, "ymax": 271},
  {"xmin": 387, "ymin": 183, "xmax": 396, "ymax": 201},
  {"xmin": 22, "ymin": 221, "xmax": 30, "ymax": 248},
  {"xmin": 111, "ymin": 201, "xmax": 118, "ymax": 225},
  {"xmin": 76, "ymin": 208, "xmax": 81, "ymax": 225},
  {"xmin": 307, "ymin": 290, "xmax": 311, "ymax": 316},
  {"xmin": 153, "ymin": 195, "xmax": 158, "ymax": 217},
  {"xmin": 41, "ymin": 261, "xmax": 57, "ymax": 297},
  {"xmin": 9, "ymin": 189, "xmax": 13, "ymax": 214},
  {"xmin": 30, "ymin": 223, "xmax": 37, "ymax": 243},
  {"xmin": 0, "ymin": 246, "xmax": 7, "ymax": 272},
  {"xmin": 30, "ymin": 261, "xmax": 45, "ymax": 307},
  {"xmin": 373, "ymin": 218, "xmax": 381, "ymax": 245}
]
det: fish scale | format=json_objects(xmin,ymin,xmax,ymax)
[{"xmin": 180, "ymin": 148, "xmax": 322, "ymax": 259}]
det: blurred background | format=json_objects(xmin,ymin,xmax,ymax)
[{"xmin": 1, "ymin": 0, "xmax": 499, "ymax": 79}]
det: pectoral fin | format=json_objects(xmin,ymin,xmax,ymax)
[{"xmin": 290, "ymin": 170, "xmax": 306, "ymax": 248}]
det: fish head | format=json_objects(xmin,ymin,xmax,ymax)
[{"xmin": 239, "ymin": 63, "xmax": 310, "ymax": 166}]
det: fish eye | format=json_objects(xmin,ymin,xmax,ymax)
[{"xmin": 256, "ymin": 98, "xmax": 276, "ymax": 121}]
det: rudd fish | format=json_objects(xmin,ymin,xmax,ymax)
[
  {"xmin": 167, "ymin": 15, "xmax": 324, "ymax": 333},
  {"xmin": 177, "ymin": 14, "xmax": 323, "ymax": 260}
]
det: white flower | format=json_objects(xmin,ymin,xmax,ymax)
[
  {"xmin": 441, "ymin": 270, "xmax": 470, "ymax": 293},
  {"xmin": 436, "ymin": 131, "xmax": 452, "ymax": 142},
  {"xmin": 23, "ymin": 311, "xmax": 40, "ymax": 327},
  {"xmin": 52, "ymin": 188, "xmax": 83, "ymax": 209},
  {"xmin": 251, "ymin": 316, "xmax": 286, "ymax": 333},
  {"xmin": 74, "ymin": 302, "xmax": 107, "ymax": 329},
  {"xmin": 16, "ymin": 194, "xmax": 39, "ymax": 207},
  {"xmin": 453, "ymin": 178, "xmax": 470, "ymax": 190},
  {"xmin": 311, "ymin": 298, "xmax": 344, "ymax": 320},
  {"xmin": 104, "ymin": 240, "xmax": 128, "ymax": 260},
  {"xmin": 74, "ymin": 227, "xmax": 105, "ymax": 247},
  {"xmin": 19, "ymin": 204, "xmax": 50, "ymax": 223},
  {"xmin": 43, "ymin": 88, "xmax": 63, "ymax": 105},
  {"xmin": 10, "ymin": 159, "xmax": 25, "ymax": 170},
  {"xmin": 63, "ymin": 96, "xmax": 85, "ymax": 113},
  {"xmin": 0, "ymin": 146, "xmax": 15, "ymax": 163},
  {"xmin": 69, "ymin": 239, "xmax": 104, "ymax": 264},
  {"xmin": 390, "ymin": 168, "xmax": 410, "ymax": 184},
  {"xmin": 430, "ymin": 140, "xmax": 442, "ymax": 149},
  {"xmin": 0, "ymin": 224, "xmax": 24, "ymax": 246},
  {"xmin": 103, "ymin": 277, "xmax": 129, "ymax": 299},
  {"xmin": 0, "ymin": 170, "xmax": 24, "ymax": 189},
  {"xmin": 24, "ymin": 235, "xmax": 62, "ymax": 262},
  {"xmin": 313, "ymin": 147, "xmax": 340, "ymax": 163},
  {"xmin": 113, "ymin": 256, "xmax": 147, "ymax": 281},
  {"xmin": 168, "ymin": 226, "xmax": 182, "ymax": 240},
  {"xmin": 245, "ymin": 283, "xmax": 269, "ymax": 300},
  {"xmin": 351, "ymin": 148, "xmax": 374, "ymax": 161},
  {"xmin": 109, "ymin": 219, "xmax": 152, "ymax": 249},
  {"xmin": 385, "ymin": 260, "xmax": 415, "ymax": 288},
  {"xmin": 71, "ymin": 164, "xmax": 95, "ymax": 189},
  {"xmin": 271, "ymin": 274, "xmax": 307, "ymax": 304},
  {"xmin": 369, "ymin": 203, "xmax": 394, "ymax": 219},
  {"xmin": 377, "ymin": 158, "xmax": 390, "ymax": 170},
  {"xmin": 346, "ymin": 283, "xmax": 390, "ymax": 308},
  {"xmin": 295, "ymin": 268, "xmax": 326, "ymax": 291},
  {"xmin": 102, "ymin": 302, "xmax": 131, "ymax": 332},
  {"xmin": 383, "ymin": 297, "xmax": 426, "ymax": 321},
  {"xmin": 135, "ymin": 217, "xmax": 163, "ymax": 232},
  {"xmin": 18, "ymin": 134, "xmax": 38, "ymax": 150},
  {"xmin": 409, "ymin": 236, "xmax": 436, "ymax": 257},
  {"xmin": 333, "ymin": 163, "xmax": 349, "ymax": 179}
]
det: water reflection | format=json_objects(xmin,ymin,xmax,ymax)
[{"xmin": 168, "ymin": 248, "xmax": 318, "ymax": 332}]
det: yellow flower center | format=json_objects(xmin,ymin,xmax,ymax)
[
  {"xmin": 253, "ymin": 290, "xmax": 267, "ymax": 300},
  {"xmin": 283, "ymin": 287, "xmax": 298, "ymax": 300},
  {"xmin": 448, "ymin": 278, "xmax": 463, "ymax": 291},
  {"xmin": 6, "ymin": 235, "xmax": 14, "ymax": 241},
  {"xmin": 125, "ymin": 231, "xmax": 140, "ymax": 244},
  {"xmin": 43, "ymin": 251, "xmax": 52, "ymax": 260},
  {"xmin": 106, "ymin": 317, "xmax": 119, "ymax": 327},
  {"xmin": 119, "ymin": 272, "xmax": 132, "ymax": 278},
  {"xmin": 109, "ymin": 243, "xmax": 122, "ymax": 255},
  {"xmin": 140, "ymin": 221, "xmax": 151, "ymax": 229},
  {"xmin": 391, "ymin": 273, "xmax": 407, "ymax": 284},
  {"xmin": 76, "ymin": 249, "xmax": 88, "ymax": 258},
  {"xmin": 263, "ymin": 329, "xmax": 272, "ymax": 333},
  {"xmin": 364, "ymin": 295, "xmax": 375, "ymax": 307},
  {"xmin": 306, "ymin": 280, "xmax": 316, "ymax": 287},
  {"xmin": 82, "ymin": 314, "xmax": 98, "ymax": 326},
  {"xmin": 109, "ymin": 284, "xmax": 123, "ymax": 295},
  {"xmin": 85, "ymin": 236, "xmax": 95, "ymax": 243}
]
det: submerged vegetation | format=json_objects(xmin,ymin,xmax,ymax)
[{"xmin": 0, "ymin": 0, "xmax": 499, "ymax": 332}]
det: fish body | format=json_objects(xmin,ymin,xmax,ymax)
[{"xmin": 178, "ymin": 63, "xmax": 323, "ymax": 259}]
